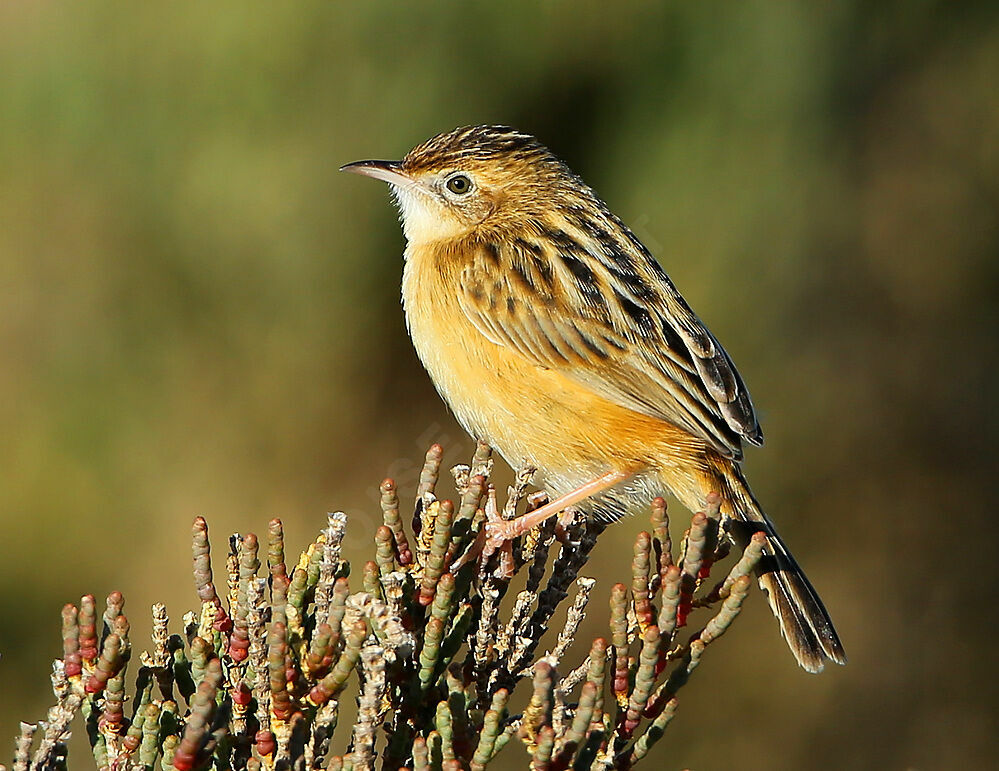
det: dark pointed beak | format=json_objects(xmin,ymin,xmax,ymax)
[{"xmin": 339, "ymin": 159, "xmax": 410, "ymax": 186}]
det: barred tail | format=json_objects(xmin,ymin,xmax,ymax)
[{"xmin": 707, "ymin": 457, "xmax": 846, "ymax": 673}]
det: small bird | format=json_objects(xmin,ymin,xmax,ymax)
[{"xmin": 342, "ymin": 125, "xmax": 845, "ymax": 672}]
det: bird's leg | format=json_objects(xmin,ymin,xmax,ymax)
[
  {"xmin": 449, "ymin": 484, "xmax": 513, "ymax": 575},
  {"xmin": 484, "ymin": 469, "xmax": 631, "ymax": 552}
]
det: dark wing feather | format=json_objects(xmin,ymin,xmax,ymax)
[{"xmin": 457, "ymin": 228, "xmax": 762, "ymax": 459}]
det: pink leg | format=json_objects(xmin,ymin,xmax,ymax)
[{"xmin": 484, "ymin": 469, "xmax": 631, "ymax": 552}]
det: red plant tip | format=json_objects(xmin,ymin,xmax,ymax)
[
  {"xmin": 273, "ymin": 702, "xmax": 295, "ymax": 721},
  {"xmin": 381, "ymin": 478, "xmax": 395, "ymax": 491},
  {"xmin": 79, "ymin": 645, "xmax": 99, "ymax": 663},
  {"xmin": 213, "ymin": 606, "xmax": 233, "ymax": 633},
  {"xmin": 97, "ymin": 713, "xmax": 124, "ymax": 733},
  {"xmin": 677, "ymin": 600, "xmax": 692, "ymax": 628},
  {"xmin": 654, "ymin": 649, "xmax": 669, "ymax": 679},
  {"xmin": 642, "ymin": 690, "xmax": 671, "ymax": 720},
  {"xmin": 232, "ymin": 683, "xmax": 253, "ymax": 707},
  {"xmin": 228, "ymin": 632, "xmax": 250, "ymax": 662},
  {"xmin": 172, "ymin": 748, "xmax": 196, "ymax": 771},
  {"xmin": 254, "ymin": 731, "xmax": 276, "ymax": 756},
  {"xmin": 621, "ymin": 717, "xmax": 640, "ymax": 739}
]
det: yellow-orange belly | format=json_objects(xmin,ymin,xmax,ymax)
[{"xmin": 401, "ymin": 248, "xmax": 710, "ymax": 506}]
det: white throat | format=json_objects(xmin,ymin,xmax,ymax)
[{"xmin": 392, "ymin": 185, "xmax": 468, "ymax": 246}]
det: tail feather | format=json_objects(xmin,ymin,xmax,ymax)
[{"xmin": 709, "ymin": 459, "xmax": 846, "ymax": 672}]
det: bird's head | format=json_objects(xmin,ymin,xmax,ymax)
[{"xmin": 341, "ymin": 125, "xmax": 579, "ymax": 244}]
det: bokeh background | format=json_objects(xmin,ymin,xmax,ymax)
[{"xmin": 2, "ymin": 2, "xmax": 997, "ymax": 768}]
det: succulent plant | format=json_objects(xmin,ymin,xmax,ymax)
[{"xmin": 6, "ymin": 442, "xmax": 761, "ymax": 770}]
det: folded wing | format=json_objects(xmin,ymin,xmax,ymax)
[{"xmin": 457, "ymin": 229, "xmax": 762, "ymax": 459}]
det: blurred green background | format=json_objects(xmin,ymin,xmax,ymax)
[{"xmin": 2, "ymin": 1, "xmax": 997, "ymax": 768}]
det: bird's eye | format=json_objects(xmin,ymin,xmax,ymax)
[{"xmin": 445, "ymin": 174, "xmax": 472, "ymax": 195}]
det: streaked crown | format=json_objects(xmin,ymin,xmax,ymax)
[{"xmin": 401, "ymin": 125, "xmax": 556, "ymax": 175}]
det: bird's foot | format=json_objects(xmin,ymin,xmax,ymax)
[
  {"xmin": 455, "ymin": 469, "xmax": 632, "ymax": 579},
  {"xmin": 484, "ymin": 468, "xmax": 632, "ymax": 551},
  {"xmin": 481, "ymin": 489, "xmax": 516, "ymax": 577}
]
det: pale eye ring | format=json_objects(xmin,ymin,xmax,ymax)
[{"xmin": 445, "ymin": 173, "xmax": 473, "ymax": 195}]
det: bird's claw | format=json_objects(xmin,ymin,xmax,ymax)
[
  {"xmin": 483, "ymin": 518, "xmax": 517, "ymax": 553},
  {"xmin": 481, "ymin": 492, "xmax": 518, "ymax": 577}
]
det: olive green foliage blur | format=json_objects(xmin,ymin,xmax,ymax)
[{"xmin": 1, "ymin": 2, "xmax": 996, "ymax": 770}]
